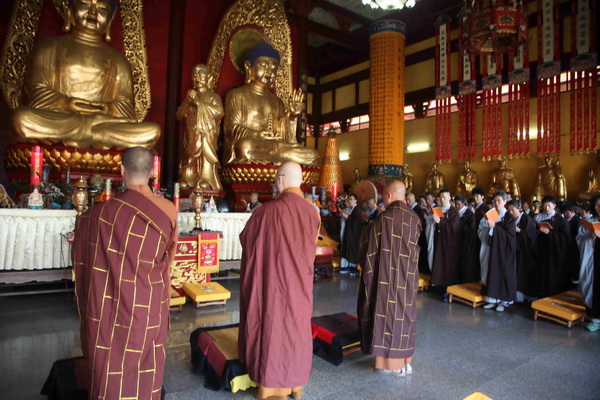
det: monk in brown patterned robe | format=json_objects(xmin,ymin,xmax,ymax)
[
  {"xmin": 239, "ymin": 162, "xmax": 320, "ymax": 400},
  {"xmin": 73, "ymin": 147, "xmax": 177, "ymax": 400},
  {"xmin": 358, "ymin": 181, "xmax": 422, "ymax": 376}
]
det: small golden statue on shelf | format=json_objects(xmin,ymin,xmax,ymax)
[
  {"xmin": 223, "ymin": 43, "xmax": 320, "ymax": 167},
  {"xmin": 177, "ymin": 64, "xmax": 224, "ymax": 191},
  {"xmin": 11, "ymin": 0, "xmax": 160, "ymax": 150},
  {"xmin": 425, "ymin": 162, "xmax": 445, "ymax": 194},
  {"xmin": 579, "ymin": 151, "xmax": 600, "ymax": 201},
  {"xmin": 456, "ymin": 160, "xmax": 478, "ymax": 197},
  {"xmin": 489, "ymin": 157, "xmax": 521, "ymax": 200},
  {"xmin": 533, "ymin": 154, "xmax": 567, "ymax": 202}
]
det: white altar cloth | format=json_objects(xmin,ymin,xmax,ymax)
[{"xmin": 0, "ymin": 209, "xmax": 251, "ymax": 270}]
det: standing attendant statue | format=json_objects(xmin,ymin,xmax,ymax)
[
  {"xmin": 489, "ymin": 157, "xmax": 521, "ymax": 200},
  {"xmin": 402, "ymin": 164, "xmax": 414, "ymax": 194},
  {"xmin": 223, "ymin": 43, "xmax": 320, "ymax": 167},
  {"xmin": 177, "ymin": 64, "xmax": 224, "ymax": 191},
  {"xmin": 12, "ymin": 0, "xmax": 160, "ymax": 149},
  {"xmin": 425, "ymin": 162, "xmax": 445, "ymax": 195},
  {"xmin": 579, "ymin": 151, "xmax": 600, "ymax": 201},
  {"xmin": 456, "ymin": 161, "xmax": 478, "ymax": 197},
  {"xmin": 533, "ymin": 155, "xmax": 567, "ymax": 202}
]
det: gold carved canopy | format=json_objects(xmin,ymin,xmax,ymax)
[
  {"xmin": 0, "ymin": 0, "xmax": 152, "ymax": 121},
  {"xmin": 206, "ymin": 0, "xmax": 293, "ymax": 102}
]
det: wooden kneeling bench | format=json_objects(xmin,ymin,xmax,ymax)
[
  {"xmin": 531, "ymin": 291, "xmax": 586, "ymax": 328},
  {"xmin": 170, "ymin": 287, "xmax": 186, "ymax": 311},
  {"xmin": 418, "ymin": 273, "xmax": 431, "ymax": 291},
  {"xmin": 447, "ymin": 282, "xmax": 486, "ymax": 308},
  {"xmin": 183, "ymin": 282, "xmax": 231, "ymax": 308}
]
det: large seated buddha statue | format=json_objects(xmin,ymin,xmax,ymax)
[
  {"xmin": 533, "ymin": 155, "xmax": 567, "ymax": 202},
  {"xmin": 12, "ymin": 0, "xmax": 160, "ymax": 150},
  {"xmin": 223, "ymin": 43, "xmax": 320, "ymax": 167}
]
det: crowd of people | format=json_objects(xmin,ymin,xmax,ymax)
[{"xmin": 331, "ymin": 185, "xmax": 598, "ymax": 333}]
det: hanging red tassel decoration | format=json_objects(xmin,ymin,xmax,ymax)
[
  {"xmin": 481, "ymin": 54, "xmax": 503, "ymax": 161},
  {"xmin": 457, "ymin": 16, "xmax": 477, "ymax": 162},
  {"xmin": 434, "ymin": 14, "xmax": 452, "ymax": 163},
  {"xmin": 569, "ymin": 0, "xmax": 597, "ymax": 154},
  {"xmin": 537, "ymin": 0, "xmax": 561, "ymax": 157},
  {"xmin": 508, "ymin": 42, "xmax": 531, "ymax": 158}
]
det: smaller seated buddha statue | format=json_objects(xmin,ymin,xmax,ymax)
[
  {"xmin": 425, "ymin": 162, "xmax": 445, "ymax": 195},
  {"xmin": 12, "ymin": 0, "xmax": 160, "ymax": 150},
  {"xmin": 489, "ymin": 157, "xmax": 521, "ymax": 200},
  {"xmin": 533, "ymin": 155, "xmax": 567, "ymax": 202},
  {"xmin": 456, "ymin": 161, "xmax": 478, "ymax": 197},
  {"xmin": 579, "ymin": 151, "xmax": 600, "ymax": 201},
  {"xmin": 223, "ymin": 43, "xmax": 320, "ymax": 167},
  {"xmin": 27, "ymin": 187, "xmax": 44, "ymax": 209}
]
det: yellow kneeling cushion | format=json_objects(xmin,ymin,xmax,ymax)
[
  {"xmin": 183, "ymin": 282, "xmax": 232, "ymax": 303},
  {"xmin": 531, "ymin": 294, "xmax": 586, "ymax": 322},
  {"xmin": 447, "ymin": 282, "xmax": 485, "ymax": 302}
]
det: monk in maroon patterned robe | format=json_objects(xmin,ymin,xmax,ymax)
[
  {"xmin": 239, "ymin": 162, "xmax": 320, "ymax": 400},
  {"xmin": 73, "ymin": 147, "xmax": 177, "ymax": 400},
  {"xmin": 358, "ymin": 181, "xmax": 422, "ymax": 376}
]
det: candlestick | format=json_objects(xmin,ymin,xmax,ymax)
[{"xmin": 105, "ymin": 178, "xmax": 112, "ymax": 201}]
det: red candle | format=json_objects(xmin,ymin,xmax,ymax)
[
  {"xmin": 173, "ymin": 182, "xmax": 180, "ymax": 211},
  {"xmin": 331, "ymin": 183, "xmax": 338, "ymax": 200},
  {"xmin": 152, "ymin": 155, "xmax": 161, "ymax": 192},
  {"xmin": 31, "ymin": 146, "xmax": 43, "ymax": 187}
]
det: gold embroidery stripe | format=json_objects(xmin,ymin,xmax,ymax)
[
  {"xmin": 99, "ymin": 218, "xmax": 114, "ymax": 226},
  {"xmin": 108, "ymin": 371, "xmax": 122, "ymax": 375},
  {"xmin": 134, "ymin": 304, "xmax": 150, "ymax": 308},
  {"xmin": 129, "ymin": 232, "xmax": 145, "ymax": 238},
  {"xmin": 115, "ymin": 324, "xmax": 129, "ymax": 329},
  {"xmin": 108, "ymin": 248, "xmax": 123, "ymax": 255},
  {"xmin": 139, "ymin": 259, "xmax": 153, "ymax": 264},
  {"xmin": 97, "ymin": 345, "xmax": 110, "ymax": 350},
  {"xmin": 87, "ymin": 316, "xmax": 100, "ymax": 322},
  {"xmin": 140, "ymin": 369, "xmax": 155, "ymax": 373},
  {"xmin": 125, "ymin": 349, "xmax": 142, "ymax": 353},
  {"xmin": 93, "ymin": 267, "xmax": 108, "ymax": 273},
  {"xmin": 122, "ymin": 278, "xmax": 134, "ymax": 283}
]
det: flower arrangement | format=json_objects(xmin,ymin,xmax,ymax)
[
  {"xmin": 38, "ymin": 181, "xmax": 66, "ymax": 203},
  {"xmin": 335, "ymin": 193, "xmax": 348, "ymax": 211}
]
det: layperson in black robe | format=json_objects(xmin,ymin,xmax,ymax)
[
  {"xmin": 341, "ymin": 193, "xmax": 363, "ymax": 275},
  {"xmin": 507, "ymin": 200, "xmax": 538, "ymax": 301},
  {"xmin": 407, "ymin": 192, "xmax": 429, "ymax": 274},
  {"xmin": 563, "ymin": 202, "xmax": 582, "ymax": 283},
  {"xmin": 358, "ymin": 181, "xmax": 421, "ymax": 375},
  {"xmin": 455, "ymin": 195, "xmax": 479, "ymax": 283},
  {"xmin": 534, "ymin": 196, "xmax": 571, "ymax": 298},
  {"xmin": 426, "ymin": 188, "xmax": 461, "ymax": 298},
  {"xmin": 478, "ymin": 191, "xmax": 517, "ymax": 312}
]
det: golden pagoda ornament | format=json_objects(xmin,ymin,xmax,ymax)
[{"xmin": 317, "ymin": 129, "xmax": 343, "ymax": 195}]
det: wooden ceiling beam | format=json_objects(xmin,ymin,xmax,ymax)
[{"xmin": 306, "ymin": 20, "xmax": 369, "ymax": 54}]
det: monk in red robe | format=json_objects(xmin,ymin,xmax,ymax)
[
  {"xmin": 239, "ymin": 161, "xmax": 320, "ymax": 400},
  {"xmin": 358, "ymin": 181, "xmax": 422, "ymax": 376},
  {"xmin": 73, "ymin": 147, "xmax": 177, "ymax": 400}
]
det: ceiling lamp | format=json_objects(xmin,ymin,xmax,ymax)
[
  {"xmin": 460, "ymin": 0, "xmax": 528, "ymax": 55},
  {"xmin": 361, "ymin": 0, "xmax": 417, "ymax": 10}
]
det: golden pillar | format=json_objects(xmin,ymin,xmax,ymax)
[
  {"xmin": 317, "ymin": 130, "xmax": 343, "ymax": 193},
  {"xmin": 368, "ymin": 20, "xmax": 405, "ymax": 180}
]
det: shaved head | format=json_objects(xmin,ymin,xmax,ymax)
[
  {"xmin": 275, "ymin": 161, "xmax": 303, "ymax": 192},
  {"xmin": 122, "ymin": 146, "xmax": 153, "ymax": 184},
  {"xmin": 383, "ymin": 180, "xmax": 406, "ymax": 207},
  {"xmin": 406, "ymin": 192, "xmax": 416, "ymax": 207}
]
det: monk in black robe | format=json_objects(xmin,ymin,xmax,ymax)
[
  {"xmin": 358, "ymin": 181, "xmax": 421, "ymax": 376},
  {"xmin": 73, "ymin": 147, "xmax": 178, "ymax": 400},
  {"xmin": 407, "ymin": 192, "xmax": 429, "ymax": 274},
  {"xmin": 563, "ymin": 202, "xmax": 582, "ymax": 283},
  {"xmin": 455, "ymin": 195, "xmax": 479, "ymax": 283},
  {"xmin": 507, "ymin": 200, "xmax": 538, "ymax": 302},
  {"xmin": 533, "ymin": 196, "xmax": 571, "ymax": 298},
  {"xmin": 426, "ymin": 188, "xmax": 461, "ymax": 299},
  {"xmin": 478, "ymin": 191, "xmax": 517, "ymax": 312},
  {"xmin": 239, "ymin": 162, "xmax": 320, "ymax": 400}
]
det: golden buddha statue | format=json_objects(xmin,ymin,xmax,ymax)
[
  {"xmin": 456, "ymin": 160, "xmax": 478, "ymax": 197},
  {"xmin": 489, "ymin": 157, "xmax": 521, "ymax": 200},
  {"xmin": 177, "ymin": 64, "xmax": 224, "ymax": 191},
  {"xmin": 579, "ymin": 151, "xmax": 600, "ymax": 201},
  {"xmin": 12, "ymin": 0, "xmax": 160, "ymax": 150},
  {"xmin": 425, "ymin": 162, "xmax": 445, "ymax": 195},
  {"xmin": 223, "ymin": 43, "xmax": 320, "ymax": 167},
  {"xmin": 402, "ymin": 164, "xmax": 414, "ymax": 193},
  {"xmin": 533, "ymin": 155, "xmax": 567, "ymax": 202}
]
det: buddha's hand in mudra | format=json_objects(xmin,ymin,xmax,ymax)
[
  {"xmin": 287, "ymin": 88, "xmax": 305, "ymax": 116},
  {"xmin": 258, "ymin": 130, "xmax": 280, "ymax": 140},
  {"xmin": 59, "ymin": 97, "xmax": 110, "ymax": 115}
]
